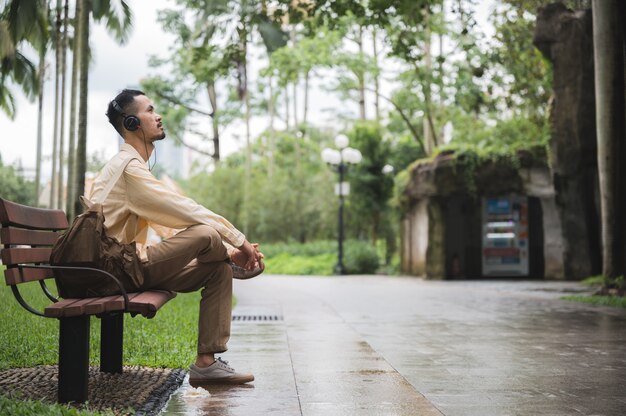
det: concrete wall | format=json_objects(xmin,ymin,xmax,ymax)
[{"xmin": 401, "ymin": 199, "xmax": 429, "ymax": 276}]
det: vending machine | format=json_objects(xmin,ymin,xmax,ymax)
[{"xmin": 482, "ymin": 196, "xmax": 529, "ymax": 276}]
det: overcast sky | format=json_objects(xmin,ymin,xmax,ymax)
[{"xmin": 0, "ymin": 0, "xmax": 495, "ymax": 181}]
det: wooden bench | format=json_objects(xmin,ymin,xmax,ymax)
[{"xmin": 0, "ymin": 198, "xmax": 176, "ymax": 404}]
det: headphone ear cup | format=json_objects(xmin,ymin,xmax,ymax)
[{"xmin": 124, "ymin": 115, "xmax": 140, "ymax": 131}]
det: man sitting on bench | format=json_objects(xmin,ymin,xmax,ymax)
[{"xmin": 89, "ymin": 88, "xmax": 263, "ymax": 385}]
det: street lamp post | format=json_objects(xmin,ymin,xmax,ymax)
[{"xmin": 321, "ymin": 134, "xmax": 362, "ymax": 274}]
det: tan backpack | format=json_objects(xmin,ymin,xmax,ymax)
[{"xmin": 50, "ymin": 158, "xmax": 144, "ymax": 298}]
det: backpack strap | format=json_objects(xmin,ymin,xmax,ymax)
[{"xmin": 94, "ymin": 157, "xmax": 137, "ymax": 204}]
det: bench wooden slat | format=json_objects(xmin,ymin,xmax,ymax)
[
  {"xmin": 44, "ymin": 298, "xmax": 84, "ymax": 318},
  {"xmin": 60, "ymin": 298, "xmax": 103, "ymax": 317},
  {"xmin": 1, "ymin": 228, "xmax": 61, "ymax": 246},
  {"xmin": 0, "ymin": 199, "xmax": 68, "ymax": 230},
  {"xmin": 83, "ymin": 295, "xmax": 121, "ymax": 315},
  {"xmin": 1, "ymin": 247, "xmax": 52, "ymax": 265},
  {"xmin": 4, "ymin": 266, "xmax": 54, "ymax": 284},
  {"xmin": 127, "ymin": 291, "xmax": 177, "ymax": 318},
  {"xmin": 44, "ymin": 295, "xmax": 130, "ymax": 318},
  {"xmin": 43, "ymin": 292, "xmax": 174, "ymax": 318}
]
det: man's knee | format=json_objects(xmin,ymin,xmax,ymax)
[{"xmin": 188, "ymin": 224, "xmax": 223, "ymax": 249}]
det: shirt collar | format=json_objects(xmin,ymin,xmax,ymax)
[{"xmin": 120, "ymin": 142, "xmax": 148, "ymax": 166}]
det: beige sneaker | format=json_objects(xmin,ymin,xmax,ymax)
[{"xmin": 189, "ymin": 358, "xmax": 254, "ymax": 385}]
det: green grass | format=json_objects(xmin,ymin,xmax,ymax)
[
  {"xmin": 561, "ymin": 295, "xmax": 626, "ymax": 309},
  {"xmin": 0, "ymin": 395, "xmax": 111, "ymax": 416},
  {"xmin": 0, "ymin": 280, "xmax": 205, "ymax": 370},
  {"xmin": 580, "ymin": 275, "xmax": 605, "ymax": 286},
  {"xmin": 0, "ymin": 263, "xmax": 233, "ymax": 414}
]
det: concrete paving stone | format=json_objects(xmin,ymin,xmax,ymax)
[{"xmin": 162, "ymin": 276, "xmax": 626, "ymax": 415}]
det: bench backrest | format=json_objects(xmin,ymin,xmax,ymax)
[{"xmin": 0, "ymin": 198, "xmax": 68, "ymax": 285}]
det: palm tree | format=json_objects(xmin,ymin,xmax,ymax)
[
  {"xmin": 0, "ymin": 0, "xmax": 47, "ymax": 118},
  {"xmin": 1, "ymin": 0, "xmax": 49, "ymax": 205},
  {"xmin": 56, "ymin": 0, "xmax": 70, "ymax": 210},
  {"xmin": 50, "ymin": 0, "xmax": 62, "ymax": 208},
  {"xmin": 72, "ymin": 0, "xmax": 133, "ymax": 217},
  {"xmin": 65, "ymin": 0, "xmax": 80, "ymax": 219}
]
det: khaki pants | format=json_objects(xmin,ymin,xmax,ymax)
[{"xmin": 140, "ymin": 224, "xmax": 232, "ymax": 354}]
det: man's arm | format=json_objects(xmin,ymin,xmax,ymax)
[{"xmin": 123, "ymin": 159, "xmax": 246, "ymax": 248}]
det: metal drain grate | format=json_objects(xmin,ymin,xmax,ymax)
[{"xmin": 232, "ymin": 315, "xmax": 283, "ymax": 322}]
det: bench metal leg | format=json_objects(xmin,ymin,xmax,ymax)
[
  {"xmin": 100, "ymin": 313, "xmax": 123, "ymax": 373},
  {"xmin": 58, "ymin": 315, "xmax": 90, "ymax": 404}
]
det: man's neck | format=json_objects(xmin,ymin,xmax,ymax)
[{"xmin": 124, "ymin": 136, "xmax": 154, "ymax": 162}]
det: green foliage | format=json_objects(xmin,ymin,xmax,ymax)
[
  {"xmin": 580, "ymin": 275, "xmax": 607, "ymax": 286},
  {"xmin": 261, "ymin": 240, "xmax": 337, "ymax": 258},
  {"xmin": 343, "ymin": 240, "xmax": 380, "ymax": 274},
  {"xmin": 561, "ymin": 295, "xmax": 626, "ymax": 309},
  {"xmin": 261, "ymin": 239, "xmax": 379, "ymax": 275},
  {"xmin": 0, "ymin": 157, "xmax": 36, "ymax": 205},
  {"xmin": 0, "ymin": 0, "xmax": 48, "ymax": 117},
  {"xmin": 264, "ymin": 252, "xmax": 335, "ymax": 276},
  {"xmin": 182, "ymin": 129, "xmax": 338, "ymax": 243},
  {"xmin": 582, "ymin": 275, "xmax": 626, "ymax": 293},
  {"xmin": 0, "ymin": 395, "xmax": 111, "ymax": 416},
  {"xmin": 346, "ymin": 122, "xmax": 394, "ymax": 243},
  {"xmin": 488, "ymin": 3, "xmax": 553, "ymax": 124}
]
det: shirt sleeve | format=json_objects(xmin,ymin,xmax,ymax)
[{"xmin": 123, "ymin": 159, "xmax": 245, "ymax": 247}]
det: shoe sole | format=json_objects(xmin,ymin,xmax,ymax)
[
  {"xmin": 232, "ymin": 261, "xmax": 265, "ymax": 280},
  {"xmin": 189, "ymin": 375, "xmax": 255, "ymax": 386}
]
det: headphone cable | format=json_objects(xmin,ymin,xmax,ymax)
[{"xmin": 141, "ymin": 129, "xmax": 157, "ymax": 172}]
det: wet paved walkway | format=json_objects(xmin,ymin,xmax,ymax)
[{"xmin": 164, "ymin": 276, "xmax": 626, "ymax": 415}]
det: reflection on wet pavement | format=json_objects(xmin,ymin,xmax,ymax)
[{"xmin": 163, "ymin": 277, "xmax": 626, "ymax": 416}]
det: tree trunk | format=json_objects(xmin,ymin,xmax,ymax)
[
  {"xmin": 422, "ymin": 8, "xmax": 436, "ymax": 155},
  {"xmin": 239, "ymin": 20, "xmax": 251, "ymax": 235},
  {"xmin": 291, "ymin": 28, "xmax": 298, "ymax": 128},
  {"xmin": 592, "ymin": 0, "xmax": 626, "ymax": 279},
  {"xmin": 357, "ymin": 25, "xmax": 366, "ymax": 120},
  {"xmin": 268, "ymin": 75, "xmax": 275, "ymax": 178},
  {"xmin": 66, "ymin": 0, "xmax": 80, "ymax": 217},
  {"xmin": 35, "ymin": 48, "xmax": 45, "ymax": 206},
  {"xmin": 74, "ymin": 0, "xmax": 91, "ymax": 217},
  {"xmin": 56, "ymin": 0, "xmax": 69, "ymax": 210},
  {"xmin": 66, "ymin": 0, "xmax": 80, "ymax": 219},
  {"xmin": 50, "ymin": 0, "xmax": 62, "ymax": 208},
  {"xmin": 284, "ymin": 85, "xmax": 290, "ymax": 130},
  {"xmin": 303, "ymin": 70, "xmax": 310, "ymax": 126},
  {"xmin": 372, "ymin": 28, "xmax": 381, "ymax": 121},
  {"xmin": 207, "ymin": 82, "xmax": 220, "ymax": 163}
]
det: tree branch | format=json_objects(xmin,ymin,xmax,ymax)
[
  {"xmin": 362, "ymin": 86, "xmax": 427, "ymax": 154},
  {"xmin": 170, "ymin": 134, "xmax": 215, "ymax": 157},
  {"xmin": 154, "ymin": 91, "xmax": 214, "ymax": 117}
]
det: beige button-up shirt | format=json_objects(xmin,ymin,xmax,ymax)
[{"xmin": 88, "ymin": 143, "xmax": 245, "ymax": 251}]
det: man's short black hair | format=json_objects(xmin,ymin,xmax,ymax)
[{"xmin": 106, "ymin": 89, "xmax": 145, "ymax": 136}]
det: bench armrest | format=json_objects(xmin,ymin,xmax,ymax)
[{"xmin": 16, "ymin": 264, "xmax": 130, "ymax": 314}]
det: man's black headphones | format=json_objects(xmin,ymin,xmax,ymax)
[{"xmin": 111, "ymin": 100, "xmax": 140, "ymax": 131}]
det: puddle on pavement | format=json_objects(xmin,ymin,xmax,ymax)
[{"xmin": 163, "ymin": 376, "xmax": 260, "ymax": 415}]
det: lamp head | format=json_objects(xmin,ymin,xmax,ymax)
[{"xmin": 335, "ymin": 134, "xmax": 349, "ymax": 149}]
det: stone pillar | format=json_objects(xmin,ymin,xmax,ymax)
[
  {"xmin": 533, "ymin": 4, "xmax": 601, "ymax": 279},
  {"xmin": 426, "ymin": 198, "xmax": 446, "ymax": 278}
]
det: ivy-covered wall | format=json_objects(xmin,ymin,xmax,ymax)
[{"xmin": 401, "ymin": 148, "xmax": 565, "ymax": 279}]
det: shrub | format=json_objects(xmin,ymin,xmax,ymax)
[
  {"xmin": 261, "ymin": 239, "xmax": 380, "ymax": 275},
  {"xmin": 343, "ymin": 240, "xmax": 380, "ymax": 274},
  {"xmin": 264, "ymin": 252, "xmax": 335, "ymax": 275}
]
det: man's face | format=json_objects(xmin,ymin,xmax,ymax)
[{"xmin": 132, "ymin": 94, "xmax": 165, "ymax": 141}]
